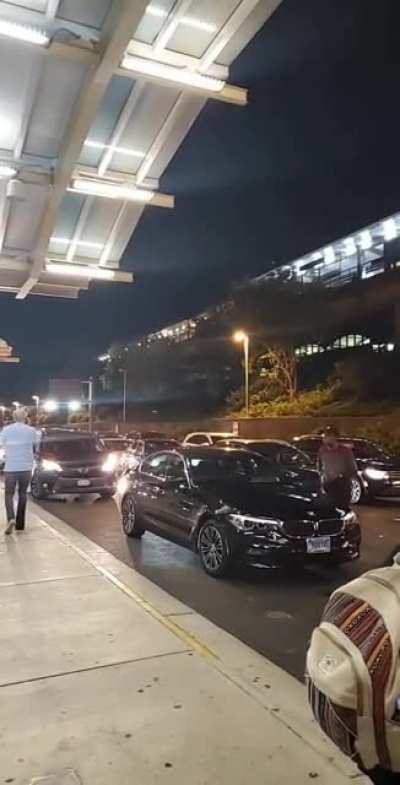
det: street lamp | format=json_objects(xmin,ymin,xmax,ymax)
[
  {"xmin": 119, "ymin": 368, "xmax": 128, "ymax": 424},
  {"xmin": 32, "ymin": 395, "xmax": 40, "ymax": 419},
  {"xmin": 233, "ymin": 330, "xmax": 250, "ymax": 416},
  {"xmin": 12, "ymin": 401, "xmax": 20, "ymax": 408},
  {"xmin": 43, "ymin": 399, "xmax": 58, "ymax": 413}
]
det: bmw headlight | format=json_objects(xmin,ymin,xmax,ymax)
[
  {"xmin": 365, "ymin": 468, "xmax": 389, "ymax": 481},
  {"xmin": 41, "ymin": 459, "xmax": 62, "ymax": 472},
  {"xmin": 228, "ymin": 514, "xmax": 284, "ymax": 532},
  {"xmin": 102, "ymin": 452, "xmax": 119, "ymax": 473}
]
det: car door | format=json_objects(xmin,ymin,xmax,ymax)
[
  {"xmin": 162, "ymin": 454, "xmax": 205, "ymax": 543},
  {"xmin": 135, "ymin": 453, "xmax": 171, "ymax": 534}
]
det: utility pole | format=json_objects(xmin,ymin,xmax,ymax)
[{"xmin": 119, "ymin": 368, "xmax": 127, "ymax": 425}]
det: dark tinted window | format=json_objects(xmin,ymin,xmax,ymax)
[
  {"xmin": 141, "ymin": 453, "xmax": 170, "ymax": 478},
  {"xmin": 42, "ymin": 438, "xmax": 103, "ymax": 460},
  {"xmin": 340, "ymin": 439, "xmax": 387, "ymax": 459},
  {"xmin": 296, "ymin": 438, "xmax": 321, "ymax": 453},
  {"xmin": 165, "ymin": 454, "xmax": 186, "ymax": 480},
  {"xmin": 188, "ymin": 454, "xmax": 260, "ymax": 481},
  {"xmin": 103, "ymin": 439, "xmax": 132, "ymax": 450},
  {"xmin": 144, "ymin": 439, "xmax": 180, "ymax": 456},
  {"xmin": 187, "ymin": 434, "xmax": 209, "ymax": 445},
  {"xmin": 277, "ymin": 446, "xmax": 312, "ymax": 467}
]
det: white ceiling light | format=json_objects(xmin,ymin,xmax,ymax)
[
  {"xmin": 383, "ymin": 218, "xmax": 397, "ymax": 242},
  {"xmin": 84, "ymin": 140, "xmax": 145, "ymax": 159},
  {"xmin": 360, "ymin": 230, "xmax": 372, "ymax": 250},
  {"xmin": 344, "ymin": 237, "xmax": 357, "ymax": 257},
  {"xmin": 121, "ymin": 55, "xmax": 225, "ymax": 93},
  {"xmin": 51, "ymin": 237, "xmax": 104, "ymax": 250},
  {"xmin": 46, "ymin": 262, "xmax": 115, "ymax": 280},
  {"xmin": 69, "ymin": 178, "xmax": 154, "ymax": 203},
  {"xmin": 324, "ymin": 246, "xmax": 335, "ymax": 265},
  {"xmin": 0, "ymin": 164, "xmax": 17, "ymax": 178},
  {"xmin": 0, "ymin": 18, "xmax": 48, "ymax": 46},
  {"xmin": 146, "ymin": 4, "xmax": 217, "ymax": 32}
]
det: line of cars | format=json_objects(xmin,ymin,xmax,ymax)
[{"xmin": 3, "ymin": 423, "xmax": 397, "ymax": 579}]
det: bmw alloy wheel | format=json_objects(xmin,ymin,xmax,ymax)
[
  {"xmin": 350, "ymin": 477, "xmax": 363, "ymax": 505},
  {"xmin": 198, "ymin": 522, "xmax": 231, "ymax": 577},
  {"xmin": 121, "ymin": 494, "xmax": 144, "ymax": 538}
]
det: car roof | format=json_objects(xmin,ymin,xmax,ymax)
[
  {"xmin": 220, "ymin": 438, "xmax": 291, "ymax": 446},
  {"xmin": 295, "ymin": 434, "xmax": 372, "ymax": 443},
  {"xmin": 180, "ymin": 445, "xmax": 257, "ymax": 458},
  {"xmin": 42, "ymin": 428, "xmax": 97, "ymax": 441},
  {"xmin": 186, "ymin": 431, "xmax": 234, "ymax": 437}
]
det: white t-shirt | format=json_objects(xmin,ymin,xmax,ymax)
[{"xmin": 0, "ymin": 423, "xmax": 41, "ymax": 472}]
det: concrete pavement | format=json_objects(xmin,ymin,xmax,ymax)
[{"xmin": 0, "ymin": 503, "xmax": 370, "ymax": 784}]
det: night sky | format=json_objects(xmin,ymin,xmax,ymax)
[{"xmin": 1, "ymin": 0, "xmax": 399, "ymax": 399}]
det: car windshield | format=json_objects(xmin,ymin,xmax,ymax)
[
  {"xmin": 104, "ymin": 439, "xmax": 131, "ymax": 450},
  {"xmin": 144, "ymin": 440, "xmax": 179, "ymax": 455},
  {"xmin": 42, "ymin": 438, "xmax": 104, "ymax": 460},
  {"xmin": 188, "ymin": 453, "xmax": 262, "ymax": 482},
  {"xmin": 250, "ymin": 443, "xmax": 310, "ymax": 467},
  {"xmin": 341, "ymin": 440, "xmax": 388, "ymax": 459}
]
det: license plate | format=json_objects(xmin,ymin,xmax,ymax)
[
  {"xmin": 307, "ymin": 536, "xmax": 331, "ymax": 554},
  {"xmin": 77, "ymin": 479, "xmax": 91, "ymax": 487}
]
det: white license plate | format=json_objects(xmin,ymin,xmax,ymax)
[
  {"xmin": 77, "ymin": 479, "xmax": 91, "ymax": 487},
  {"xmin": 307, "ymin": 536, "xmax": 331, "ymax": 554}
]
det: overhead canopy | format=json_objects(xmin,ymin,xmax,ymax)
[{"xmin": 0, "ymin": 0, "xmax": 282, "ymax": 299}]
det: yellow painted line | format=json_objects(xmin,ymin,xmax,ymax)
[{"xmin": 38, "ymin": 515, "xmax": 218, "ymax": 664}]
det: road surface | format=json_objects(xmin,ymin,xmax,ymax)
[{"xmin": 37, "ymin": 495, "xmax": 400, "ymax": 680}]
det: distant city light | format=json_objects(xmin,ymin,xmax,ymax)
[
  {"xmin": 383, "ymin": 218, "xmax": 397, "ymax": 242},
  {"xmin": 360, "ymin": 230, "xmax": 372, "ymax": 250},
  {"xmin": 43, "ymin": 399, "xmax": 58, "ymax": 413}
]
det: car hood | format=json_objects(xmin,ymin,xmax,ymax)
[{"xmin": 196, "ymin": 478, "xmax": 340, "ymax": 519}]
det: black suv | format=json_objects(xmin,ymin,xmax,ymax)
[
  {"xmin": 31, "ymin": 429, "xmax": 117, "ymax": 500},
  {"xmin": 293, "ymin": 435, "xmax": 400, "ymax": 503}
]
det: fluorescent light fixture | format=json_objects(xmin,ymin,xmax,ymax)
[
  {"xmin": 344, "ymin": 237, "xmax": 357, "ymax": 257},
  {"xmin": 0, "ymin": 164, "xmax": 16, "ymax": 178},
  {"xmin": 51, "ymin": 236, "xmax": 104, "ymax": 250},
  {"xmin": 0, "ymin": 18, "xmax": 48, "ymax": 46},
  {"xmin": 360, "ymin": 230, "xmax": 372, "ymax": 250},
  {"xmin": 383, "ymin": 218, "xmax": 397, "ymax": 242},
  {"xmin": 46, "ymin": 262, "xmax": 115, "ymax": 280},
  {"xmin": 324, "ymin": 246, "xmax": 335, "ymax": 265},
  {"xmin": 146, "ymin": 5, "xmax": 217, "ymax": 32},
  {"xmin": 70, "ymin": 178, "xmax": 154, "ymax": 203},
  {"xmin": 311, "ymin": 252, "xmax": 323, "ymax": 262},
  {"xmin": 84, "ymin": 140, "xmax": 145, "ymax": 159},
  {"xmin": 121, "ymin": 55, "xmax": 225, "ymax": 93}
]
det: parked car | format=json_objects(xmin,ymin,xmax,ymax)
[
  {"xmin": 100, "ymin": 436, "xmax": 135, "ymax": 473},
  {"xmin": 182, "ymin": 431, "xmax": 235, "ymax": 446},
  {"xmin": 31, "ymin": 429, "xmax": 117, "ymax": 500},
  {"xmin": 127, "ymin": 430, "xmax": 169, "ymax": 442},
  {"xmin": 215, "ymin": 438, "xmax": 320, "ymax": 495},
  {"xmin": 124, "ymin": 437, "xmax": 181, "ymax": 471},
  {"xmin": 117, "ymin": 446, "xmax": 361, "ymax": 577},
  {"xmin": 293, "ymin": 434, "xmax": 400, "ymax": 503}
]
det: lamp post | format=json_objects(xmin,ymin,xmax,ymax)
[
  {"xmin": 82, "ymin": 378, "xmax": 94, "ymax": 432},
  {"xmin": 32, "ymin": 395, "xmax": 40, "ymax": 420},
  {"xmin": 119, "ymin": 368, "xmax": 128, "ymax": 424},
  {"xmin": 233, "ymin": 330, "xmax": 250, "ymax": 416}
]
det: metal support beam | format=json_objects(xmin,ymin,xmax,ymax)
[
  {"xmin": 199, "ymin": 0, "xmax": 265, "ymax": 72},
  {"xmin": 98, "ymin": 81, "xmax": 145, "ymax": 177},
  {"xmin": 46, "ymin": 0, "xmax": 61, "ymax": 18},
  {"xmin": 136, "ymin": 94, "xmax": 189, "ymax": 185},
  {"xmin": 14, "ymin": 61, "xmax": 43, "ymax": 161},
  {"xmin": 125, "ymin": 40, "xmax": 229, "ymax": 80},
  {"xmin": 153, "ymin": 0, "xmax": 193, "ymax": 54},
  {"xmin": 17, "ymin": 0, "xmax": 149, "ymax": 300}
]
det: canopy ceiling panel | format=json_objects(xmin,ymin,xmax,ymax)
[{"xmin": 0, "ymin": 0, "xmax": 282, "ymax": 298}]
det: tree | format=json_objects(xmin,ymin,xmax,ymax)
[{"xmin": 257, "ymin": 347, "xmax": 298, "ymax": 400}]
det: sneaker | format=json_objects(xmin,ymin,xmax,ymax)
[{"xmin": 5, "ymin": 519, "xmax": 16, "ymax": 535}]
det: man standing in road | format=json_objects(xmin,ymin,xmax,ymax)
[
  {"xmin": 318, "ymin": 426, "xmax": 358, "ymax": 509},
  {"xmin": 0, "ymin": 407, "xmax": 41, "ymax": 534}
]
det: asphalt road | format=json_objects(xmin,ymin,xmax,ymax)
[{"xmin": 37, "ymin": 494, "xmax": 400, "ymax": 680}]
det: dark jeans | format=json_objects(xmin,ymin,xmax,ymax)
[
  {"xmin": 4, "ymin": 471, "xmax": 31, "ymax": 529},
  {"xmin": 368, "ymin": 768, "xmax": 400, "ymax": 784},
  {"xmin": 323, "ymin": 476, "xmax": 352, "ymax": 510}
]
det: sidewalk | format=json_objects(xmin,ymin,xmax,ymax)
[{"xmin": 0, "ymin": 502, "xmax": 370, "ymax": 785}]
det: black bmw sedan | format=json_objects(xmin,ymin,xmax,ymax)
[{"xmin": 117, "ymin": 446, "xmax": 361, "ymax": 578}]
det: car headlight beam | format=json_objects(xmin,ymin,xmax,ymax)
[
  {"xmin": 102, "ymin": 452, "xmax": 119, "ymax": 473},
  {"xmin": 228, "ymin": 514, "xmax": 284, "ymax": 532},
  {"xmin": 364, "ymin": 467, "xmax": 389, "ymax": 481},
  {"xmin": 41, "ymin": 459, "xmax": 62, "ymax": 472}
]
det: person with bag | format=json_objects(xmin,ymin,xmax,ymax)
[{"xmin": 306, "ymin": 552, "xmax": 400, "ymax": 784}]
